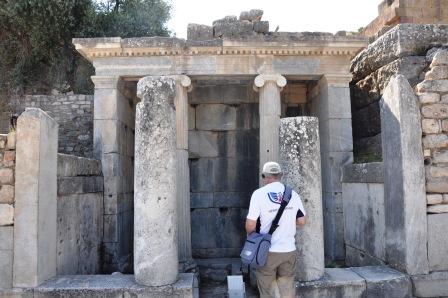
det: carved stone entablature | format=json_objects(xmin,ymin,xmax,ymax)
[{"xmin": 73, "ymin": 36, "xmax": 368, "ymax": 61}]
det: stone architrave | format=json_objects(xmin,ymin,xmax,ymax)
[
  {"xmin": 173, "ymin": 75, "xmax": 193, "ymax": 264},
  {"xmin": 380, "ymin": 75, "xmax": 428, "ymax": 275},
  {"xmin": 13, "ymin": 108, "xmax": 58, "ymax": 287},
  {"xmin": 280, "ymin": 117, "xmax": 324, "ymax": 281},
  {"xmin": 135, "ymin": 76, "xmax": 178, "ymax": 286},
  {"xmin": 254, "ymin": 74, "xmax": 286, "ymax": 180}
]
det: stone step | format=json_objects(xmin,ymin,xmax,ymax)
[
  {"xmin": 0, "ymin": 273, "xmax": 197, "ymax": 298},
  {"xmin": 296, "ymin": 267, "xmax": 411, "ymax": 298}
]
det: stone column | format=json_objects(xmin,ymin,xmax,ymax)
[
  {"xmin": 280, "ymin": 117, "xmax": 324, "ymax": 281},
  {"xmin": 13, "ymin": 108, "xmax": 58, "ymax": 287},
  {"xmin": 254, "ymin": 74, "xmax": 286, "ymax": 179},
  {"xmin": 381, "ymin": 75, "xmax": 428, "ymax": 275},
  {"xmin": 314, "ymin": 74, "xmax": 353, "ymax": 262},
  {"xmin": 173, "ymin": 75, "xmax": 193, "ymax": 264},
  {"xmin": 135, "ymin": 76, "xmax": 178, "ymax": 286},
  {"xmin": 91, "ymin": 76, "xmax": 135, "ymax": 272}
]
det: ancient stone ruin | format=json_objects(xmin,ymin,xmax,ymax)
[{"xmin": 1, "ymin": 2, "xmax": 448, "ymax": 297}]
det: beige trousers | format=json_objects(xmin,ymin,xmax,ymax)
[{"xmin": 255, "ymin": 250, "xmax": 297, "ymax": 298}]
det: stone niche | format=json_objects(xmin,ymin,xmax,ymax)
[{"xmin": 189, "ymin": 79, "xmax": 310, "ymax": 258}]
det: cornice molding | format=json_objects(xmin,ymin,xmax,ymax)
[{"xmin": 74, "ymin": 38, "xmax": 367, "ymax": 61}]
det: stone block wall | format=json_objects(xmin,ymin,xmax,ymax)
[
  {"xmin": 0, "ymin": 132, "xmax": 15, "ymax": 289},
  {"xmin": 363, "ymin": 0, "xmax": 448, "ymax": 38},
  {"xmin": 416, "ymin": 50, "xmax": 448, "ymax": 272},
  {"xmin": 56, "ymin": 153, "xmax": 103, "ymax": 275},
  {"xmin": 341, "ymin": 162, "xmax": 386, "ymax": 267},
  {"xmin": 7, "ymin": 95, "xmax": 93, "ymax": 157},
  {"xmin": 350, "ymin": 24, "xmax": 448, "ymax": 162},
  {"xmin": 189, "ymin": 81, "xmax": 259, "ymax": 258}
]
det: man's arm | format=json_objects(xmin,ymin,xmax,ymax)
[
  {"xmin": 245, "ymin": 219, "xmax": 257, "ymax": 234},
  {"xmin": 296, "ymin": 216, "xmax": 306, "ymax": 226}
]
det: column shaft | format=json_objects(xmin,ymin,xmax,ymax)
[
  {"xmin": 135, "ymin": 76, "xmax": 178, "ymax": 286},
  {"xmin": 280, "ymin": 117, "xmax": 324, "ymax": 281},
  {"xmin": 255, "ymin": 74, "xmax": 286, "ymax": 181},
  {"xmin": 173, "ymin": 76, "xmax": 192, "ymax": 263}
]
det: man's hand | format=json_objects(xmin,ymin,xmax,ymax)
[
  {"xmin": 296, "ymin": 216, "xmax": 306, "ymax": 227},
  {"xmin": 245, "ymin": 219, "xmax": 257, "ymax": 234}
]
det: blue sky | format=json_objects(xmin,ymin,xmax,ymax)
[{"xmin": 167, "ymin": 0, "xmax": 381, "ymax": 38}]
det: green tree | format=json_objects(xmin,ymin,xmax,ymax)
[{"xmin": 0, "ymin": 0, "xmax": 172, "ymax": 100}]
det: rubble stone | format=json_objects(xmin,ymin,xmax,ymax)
[
  {"xmin": 418, "ymin": 93, "xmax": 440, "ymax": 104},
  {"xmin": 427, "ymin": 204, "xmax": 448, "ymax": 213},
  {"xmin": 421, "ymin": 103, "xmax": 448, "ymax": 118},
  {"xmin": 421, "ymin": 119, "xmax": 440, "ymax": 134},
  {"xmin": 425, "ymin": 66, "xmax": 448, "ymax": 80},
  {"xmin": 187, "ymin": 24, "xmax": 213, "ymax": 41},
  {"xmin": 0, "ymin": 185, "xmax": 14, "ymax": 204},
  {"xmin": 422, "ymin": 134, "xmax": 448, "ymax": 148},
  {"xmin": 427, "ymin": 194, "xmax": 443, "ymax": 205},
  {"xmin": 253, "ymin": 21, "xmax": 269, "ymax": 33},
  {"xmin": 0, "ymin": 168, "xmax": 14, "ymax": 184},
  {"xmin": 0, "ymin": 204, "xmax": 13, "ymax": 226},
  {"xmin": 417, "ymin": 80, "xmax": 448, "ymax": 93},
  {"xmin": 430, "ymin": 49, "xmax": 448, "ymax": 67},
  {"xmin": 239, "ymin": 9, "xmax": 263, "ymax": 21}
]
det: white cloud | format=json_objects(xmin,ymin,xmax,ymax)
[{"xmin": 167, "ymin": 0, "xmax": 381, "ymax": 38}]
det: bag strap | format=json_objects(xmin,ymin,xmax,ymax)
[{"xmin": 268, "ymin": 185, "xmax": 293, "ymax": 235}]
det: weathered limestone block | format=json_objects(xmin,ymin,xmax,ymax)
[
  {"xmin": 135, "ymin": 76, "xmax": 178, "ymax": 286},
  {"xmin": 0, "ymin": 249, "xmax": 13, "ymax": 289},
  {"xmin": 0, "ymin": 185, "xmax": 14, "ymax": 204},
  {"xmin": 417, "ymin": 80, "xmax": 448, "ymax": 93},
  {"xmin": 6, "ymin": 131, "xmax": 15, "ymax": 150},
  {"xmin": 187, "ymin": 24, "xmax": 213, "ymax": 41},
  {"xmin": 421, "ymin": 118, "xmax": 440, "ymax": 134},
  {"xmin": 0, "ymin": 168, "xmax": 13, "ymax": 185},
  {"xmin": 442, "ymin": 119, "xmax": 448, "ymax": 132},
  {"xmin": 412, "ymin": 271, "xmax": 448, "ymax": 297},
  {"xmin": 427, "ymin": 194, "xmax": 443, "ymax": 205},
  {"xmin": 433, "ymin": 149, "xmax": 448, "ymax": 163},
  {"xmin": 427, "ymin": 165, "xmax": 448, "ymax": 178},
  {"xmin": 196, "ymin": 104, "xmax": 237, "ymax": 131},
  {"xmin": 380, "ymin": 75, "xmax": 428, "ymax": 275},
  {"xmin": 421, "ymin": 103, "xmax": 448, "ymax": 118},
  {"xmin": 428, "ymin": 214, "xmax": 448, "ymax": 271},
  {"xmin": 342, "ymin": 162, "xmax": 384, "ymax": 184},
  {"xmin": 239, "ymin": 9, "xmax": 263, "ymax": 21},
  {"xmin": 430, "ymin": 49, "xmax": 448, "ymax": 67},
  {"xmin": 351, "ymin": 266, "xmax": 411, "ymax": 298},
  {"xmin": 418, "ymin": 93, "xmax": 440, "ymax": 104},
  {"xmin": 427, "ymin": 204, "xmax": 448, "ymax": 213},
  {"xmin": 213, "ymin": 18, "xmax": 253, "ymax": 38},
  {"xmin": 253, "ymin": 21, "xmax": 269, "ymax": 34},
  {"xmin": 188, "ymin": 131, "xmax": 218, "ymax": 158},
  {"xmin": 426, "ymin": 177, "xmax": 448, "ymax": 193},
  {"xmin": 280, "ymin": 117, "xmax": 324, "ymax": 281},
  {"xmin": 423, "ymin": 134, "xmax": 448, "ymax": 148},
  {"xmin": 351, "ymin": 24, "xmax": 448, "ymax": 81},
  {"xmin": 342, "ymin": 183, "xmax": 385, "ymax": 265},
  {"xmin": 13, "ymin": 108, "xmax": 58, "ymax": 287},
  {"xmin": 425, "ymin": 66, "xmax": 448, "ymax": 80},
  {"xmin": 444, "ymin": 194, "xmax": 448, "ymax": 204},
  {"xmin": 0, "ymin": 204, "xmax": 13, "ymax": 226},
  {"xmin": 57, "ymin": 154, "xmax": 102, "ymax": 177},
  {"xmin": 0, "ymin": 226, "xmax": 13, "ymax": 250}
]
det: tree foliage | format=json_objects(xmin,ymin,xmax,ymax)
[{"xmin": 0, "ymin": 0, "xmax": 171, "ymax": 99}]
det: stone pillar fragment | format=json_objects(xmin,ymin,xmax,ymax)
[
  {"xmin": 280, "ymin": 117, "xmax": 324, "ymax": 281},
  {"xmin": 173, "ymin": 75, "xmax": 193, "ymax": 264},
  {"xmin": 135, "ymin": 76, "xmax": 178, "ymax": 286},
  {"xmin": 380, "ymin": 75, "xmax": 428, "ymax": 275},
  {"xmin": 13, "ymin": 108, "xmax": 58, "ymax": 287},
  {"xmin": 254, "ymin": 74, "xmax": 286, "ymax": 178}
]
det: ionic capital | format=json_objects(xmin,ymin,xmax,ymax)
[
  {"xmin": 170, "ymin": 75, "xmax": 193, "ymax": 92},
  {"xmin": 253, "ymin": 74, "xmax": 287, "ymax": 92},
  {"xmin": 91, "ymin": 76, "xmax": 122, "ymax": 89}
]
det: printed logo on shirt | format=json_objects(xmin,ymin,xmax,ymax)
[{"xmin": 268, "ymin": 192, "xmax": 283, "ymax": 204}]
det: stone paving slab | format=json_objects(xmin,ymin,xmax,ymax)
[
  {"xmin": 351, "ymin": 266, "xmax": 411, "ymax": 298},
  {"xmin": 0, "ymin": 274, "xmax": 196, "ymax": 298}
]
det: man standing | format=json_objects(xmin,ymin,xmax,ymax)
[{"xmin": 245, "ymin": 161, "xmax": 306, "ymax": 298}]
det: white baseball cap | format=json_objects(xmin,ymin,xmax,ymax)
[{"xmin": 262, "ymin": 161, "xmax": 282, "ymax": 174}]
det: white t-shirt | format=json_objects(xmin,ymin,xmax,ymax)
[{"xmin": 247, "ymin": 182, "xmax": 306, "ymax": 253}]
